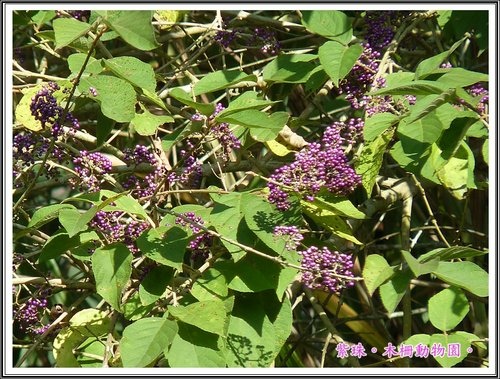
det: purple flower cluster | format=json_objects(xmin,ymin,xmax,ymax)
[
  {"xmin": 268, "ymin": 121, "xmax": 361, "ymax": 210},
  {"xmin": 209, "ymin": 103, "xmax": 241, "ymax": 161},
  {"xmin": 299, "ymin": 246, "xmax": 355, "ymax": 294},
  {"xmin": 70, "ymin": 151, "xmax": 112, "ymax": 192},
  {"xmin": 175, "ymin": 212, "xmax": 213, "ymax": 260},
  {"xmin": 14, "ymin": 296, "xmax": 48, "ymax": 334},
  {"xmin": 90, "ymin": 210, "xmax": 150, "ymax": 254},
  {"xmin": 273, "ymin": 225, "xmax": 304, "ymax": 251},
  {"xmin": 30, "ymin": 82, "xmax": 80, "ymax": 137}
]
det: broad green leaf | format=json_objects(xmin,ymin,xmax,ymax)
[
  {"xmin": 100, "ymin": 191, "xmax": 149, "ymax": 219},
  {"xmin": 120, "ymin": 317, "xmax": 178, "ymax": 367},
  {"xmin": 240, "ymin": 192, "xmax": 301, "ymax": 254},
  {"xmin": 379, "ymin": 269, "xmax": 413, "ymax": 314},
  {"xmin": 79, "ymin": 75, "xmax": 136, "ymax": 122},
  {"xmin": 436, "ymin": 68, "xmax": 488, "ymax": 88},
  {"xmin": 262, "ymin": 54, "xmax": 318, "ymax": 83},
  {"xmin": 193, "ymin": 70, "xmax": 257, "ymax": 96},
  {"xmin": 318, "ymin": 41, "xmax": 362, "ymax": 86},
  {"xmin": 39, "ymin": 230, "xmax": 99, "ymax": 263},
  {"xmin": 53, "ymin": 327, "xmax": 85, "ymax": 367},
  {"xmin": 191, "ymin": 267, "xmax": 229, "ymax": 301},
  {"xmin": 139, "ymin": 265, "xmax": 174, "ymax": 305},
  {"xmin": 28, "ymin": 204, "xmax": 76, "ymax": 229},
  {"xmin": 419, "ymin": 246, "xmax": 488, "ymax": 263},
  {"xmin": 435, "ymin": 143, "xmax": 475, "ymax": 199},
  {"xmin": 168, "ymin": 300, "xmax": 227, "ymax": 336},
  {"xmin": 67, "ymin": 53, "xmax": 102, "ymax": 76},
  {"xmin": 429, "ymin": 333, "xmax": 471, "ymax": 367},
  {"xmin": 97, "ymin": 10, "xmax": 160, "ymax": 51},
  {"xmin": 355, "ymin": 129, "xmax": 394, "ymax": 195},
  {"xmin": 404, "ymin": 91, "xmax": 456, "ymax": 125},
  {"xmin": 362, "ymin": 254, "xmax": 396, "ymax": 296},
  {"xmin": 217, "ymin": 110, "xmax": 289, "ymax": 142},
  {"xmin": 131, "ymin": 108, "xmax": 174, "ymax": 136},
  {"xmin": 312, "ymin": 194, "xmax": 366, "ymax": 219},
  {"xmin": 77, "ymin": 338, "xmax": 105, "ymax": 368},
  {"xmin": 428, "ymin": 287, "xmax": 469, "ymax": 331},
  {"xmin": 161, "ymin": 126, "xmax": 186, "ymax": 152},
  {"xmin": 401, "ymin": 250, "xmax": 439, "ymax": 277},
  {"xmin": 122, "ymin": 291, "xmax": 155, "ymax": 321},
  {"xmin": 482, "ymin": 139, "xmax": 489, "ymax": 165},
  {"xmin": 167, "ymin": 323, "xmax": 226, "ymax": 367},
  {"xmin": 69, "ymin": 308, "xmax": 111, "ymax": 337},
  {"xmin": 91, "ymin": 243, "xmax": 133, "ymax": 311},
  {"xmin": 168, "ymin": 87, "xmax": 215, "ymax": 116},
  {"xmin": 437, "ymin": 117, "xmax": 477, "ymax": 160},
  {"xmin": 136, "ymin": 226, "xmax": 189, "ymax": 270},
  {"xmin": 53, "ymin": 17, "xmax": 91, "ymax": 49},
  {"xmin": 363, "ymin": 112, "xmax": 399, "ymax": 142},
  {"xmin": 215, "ymin": 91, "xmax": 279, "ymax": 118},
  {"xmin": 265, "ymin": 139, "xmax": 293, "ymax": 157},
  {"xmin": 414, "ymin": 37, "xmax": 465, "ymax": 79},
  {"xmin": 104, "ymin": 56, "xmax": 157, "ymax": 92},
  {"xmin": 432, "ymin": 261, "xmax": 488, "ymax": 297},
  {"xmin": 437, "ymin": 10, "xmax": 453, "ymax": 28},
  {"xmin": 434, "ymin": 103, "xmax": 479, "ymax": 131},
  {"xmin": 301, "ymin": 10, "xmax": 352, "ymax": 44},
  {"xmin": 30, "ymin": 10, "xmax": 56, "ymax": 28},
  {"xmin": 398, "ymin": 113, "xmax": 444, "ymax": 146},
  {"xmin": 466, "ymin": 120, "xmax": 488, "ymax": 138},
  {"xmin": 370, "ymin": 80, "xmax": 452, "ymax": 96}
]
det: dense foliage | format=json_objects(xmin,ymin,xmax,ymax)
[{"xmin": 11, "ymin": 9, "xmax": 489, "ymax": 369}]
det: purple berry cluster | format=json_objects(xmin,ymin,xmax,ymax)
[
  {"xmin": 89, "ymin": 210, "xmax": 150, "ymax": 254},
  {"xmin": 209, "ymin": 103, "xmax": 241, "ymax": 161},
  {"xmin": 166, "ymin": 140, "xmax": 203, "ymax": 187},
  {"xmin": 268, "ymin": 121, "xmax": 361, "ymax": 210},
  {"xmin": 30, "ymin": 82, "xmax": 80, "ymax": 137},
  {"xmin": 122, "ymin": 145, "xmax": 167, "ymax": 198},
  {"xmin": 250, "ymin": 27, "xmax": 281, "ymax": 55},
  {"xmin": 364, "ymin": 11, "xmax": 410, "ymax": 50},
  {"xmin": 214, "ymin": 29, "xmax": 238, "ymax": 48},
  {"xmin": 14, "ymin": 296, "xmax": 48, "ymax": 335},
  {"xmin": 55, "ymin": 10, "xmax": 91, "ymax": 21},
  {"xmin": 299, "ymin": 246, "xmax": 355, "ymax": 294},
  {"xmin": 70, "ymin": 151, "xmax": 112, "ymax": 192},
  {"xmin": 273, "ymin": 225, "xmax": 304, "ymax": 251},
  {"xmin": 175, "ymin": 212, "xmax": 213, "ymax": 260},
  {"xmin": 467, "ymin": 83, "xmax": 489, "ymax": 116}
]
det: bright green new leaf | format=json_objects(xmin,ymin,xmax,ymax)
[
  {"xmin": 168, "ymin": 87, "xmax": 215, "ymax": 115},
  {"xmin": 168, "ymin": 300, "xmax": 227, "ymax": 336},
  {"xmin": 53, "ymin": 327, "xmax": 85, "ymax": 367},
  {"xmin": 429, "ymin": 333, "xmax": 471, "ymax": 367},
  {"xmin": 69, "ymin": 308, "xmax": 111, "ymax": 337},
  {"xmin": 428, "ymin": 287, "xmax": 469, "ymax": 331},
  {"xmin": 402, "ymin": 250, "xmax": 439, "ymax": 277},
  {"xmin": 215, "ymin": 91, "xmax": 279, "ymax": 118},
  {"xmin": 318, "ymin": 41, "xmax": 362, "ymax": 86},
  {"xmin": 193, "ymin": 70, "xmax": 257, "ymax": 96},
  {"xmin": 91, "ymin": 243, "xmax": 133, "ymax": 311},
  {"xmin": 131, "ymin": 108, "xmax": 174, "ymax": 136},
  {"xmin": 53, "ymin": 17, "xmax": 91, "ymax": 49},
  {"xmin": 120, "ymin": 317, "xmax": 178, "ymax": 367}
]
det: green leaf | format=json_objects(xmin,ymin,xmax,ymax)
[
  {"xmin": 39, "ymin": 231, "xmax": 99, "ymax": 263},
  {"xmin": 168, "ymin": 300, "xmax": 227, "ymax": 336},
  {"xmin": 53, "ymin": 327, "xmax": 85, "ymax": 367},
  {"xmin": 262, "ymin": 54, "xmax": 318, "ymax": 83},
  {"xmin": 193, "ymin": 70, "xmax": 257, "ymax": 96},
  {"xmin": 428, "ymin": 287, "xmax": 469, "ymax": 331},
  {"xmin": 301, "ymin": 10, "xmax": 352, "ymax": 44},
  {"xmin": 370, "ymin": 80, "xmax": 452, "ymax": 96},
  {"xmin": 28, "ymin": 204, "xmax": 76, "ymax": 229},
  {"xmin": 77, "ymin": 338, "xmax": 105, "ymax": 367},
  {"xmin": 79, "ymin": 75, "xmax": 136, "ymax": 122},
  {"xmin": 97, "ymin": 10, "xmax": 160, "ymax": 51},
  {"xmin": 131, "ymin": 108, "xmax": 174, "ymax": 136},
  {"xmin": 436, "ymin": 68, "xmax": 488, "ymax": 88},
  {"xmin": 104, "ymin": 56, "xmax": 157, "ymax": 92},
  {"xmin": 318, "ymin": 41, "xmax": 362, "ymax": 86},
  {"xmin": 404, "ymin": 91, "xmax": 456, "ymax": 125},
  {"xmin": 100, "ymin": 190, "xmax": 149, "ymax": 219},
  {"xmin": 167, "ymin": 323, "xmax": 226, "ymax": 367},
  {"xmin": 137, "ymin": 226, "xmax": 189, "ymax": 270},
  {"xmin": 355, "ymin": 129, "xmax": 394, "ymax": 195},
  {"xmin": 215, "ymin": 91, "xmax": 279, "ymax": 118},
  {"xmin": 437, "ymin": 117, "xmax": 476, "ymax": 160},
  {"xmin": 168, "ymin": 87, "xmax": 215, "ymax": 115},
  {"xmin": 191, "ymin": 267, "xmax": 229, "ymax": 301},
  {"xmin": 69, "ymin": 308, "xmax": 111, "ymax": 337},
  {"xmin": 363, "ymin": 112, "xmax": 399, "ymax": 142},
  {"xmin": 139, "ymin": 265, "xmax": 174, "ymax": 305},
  {"xmin": 398, "ymin": 113, "xmax": 444, "ymax": 146},
  {"xmin": 482, "ymin": 139, "xmax": 489, "ymax": 165},
  {"xmin": 419, "ymin": 246, "xmax": 488, "ymax": 263},
  {"xmin": 67, "ymin": 53, "xmax": 102, "ymax": 76},
  {"xmin": 435, "ymin": 143, "xmax": 475, "ymax": 199},
  {"xmin": 217, "ymin": 110, "xmax": 289, "ymax": 142},
  {"xmin": 431, "ymin": 261, "xmax": 488, "ymax": 297},
  {"xmin": 30, "ymin": 10, "xmax": 56, "ymax": 28},
  {"xmin": 429, "ymin": 333, "xmax": 471, "ymax": 367},
  {"xmin": 379, "ymin": 269, "xmax": 413, "ymax": 314},
  {"xmin": 91, "ymin": 243, "xmax": 133, "ymax": 311},
  {"xmin": 401, "ymin": 250, "xmax": 439, "ymax": 277},
  {"xmin": 122, "ymin": 291, "xmax": 155, "ymax": 321},
  {"xmin": 312, "ymin": 194, "xmax": 366, "ymax": 219},
  {"xmin": 414, "ymin": 37, "xmax": 465, "ymax": 79},
  {"xmin": 53, "ymin": 17, "xmax": 91, "ymax": 49},
  {"xmin": 362, "ymin": 254, "xmax": 396, "ymax": 296},
  {"xmin": 120, "ymin": 317, "xmax": 178, "ymax": 367}
]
